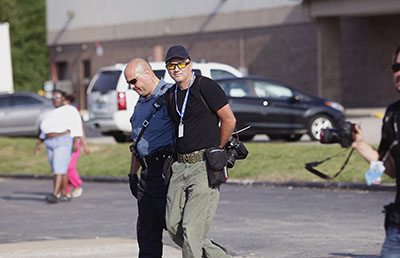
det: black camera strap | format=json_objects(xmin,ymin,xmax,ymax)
[
  {"xmin": 380, "ymin": 112, "xmax": 399, "ymax": 162},
  {"xmin": 305, "ymin": 149, "xmax": 354, "ymax": 180},
  {"xmin": 131, "ymin": 94, "xmax": 166, "ymax": 159}
]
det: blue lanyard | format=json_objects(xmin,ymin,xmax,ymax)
[{"xmin": 175, "ymin": 72, "xmax": 195, "ymax": 123}]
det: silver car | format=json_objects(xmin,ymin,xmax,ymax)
[{"xmin": 0, "ymin": 92, "xmax": 54, "ymax": 137}]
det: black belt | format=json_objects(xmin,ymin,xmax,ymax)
[{"xmin": 137, "ymin": 151, "xmax": 173, "ymax": 168}]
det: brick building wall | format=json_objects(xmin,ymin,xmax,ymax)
[{"xmin": 49, "ymin": 15, "xmax": 400, "ymax": 109}]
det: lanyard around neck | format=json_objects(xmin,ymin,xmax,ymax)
[{"xmin": 175, "ymin": 72, "xmax": 195, "ymax": 123}]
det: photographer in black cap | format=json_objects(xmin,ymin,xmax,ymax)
[
  {"xmin": 351, "ymin": 45, "xmax": 400, "ymax": 257},
  {"xmin": 164, "ymin": 45, "xmax": 236, "ymax": 258}
]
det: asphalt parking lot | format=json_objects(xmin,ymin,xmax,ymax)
[
  {"xmin": 0, "ymin": 178, "xmax": 395, "ymax": 258},
  {"xmin": 0, "ymin": 108, "xmax": 391, "ymax": 257}
]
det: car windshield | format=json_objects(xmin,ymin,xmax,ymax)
[
  {"xmin": 13, "ymin": 96, "xmax": 42, "ymax": 106},
  {"xmin": 218, "ymin": 80, "xmax": 252, "ymax": 97},
  {"xmin": 92, "ymin": 70, "xmax": 121, "ymax": 92},
  {"xmin": 253, "ymin": 81, "xmax": 293, "ymax": 99},
  {"xmin": 211, "ymin": 69, "xmax": 236, "ymax": 79}
]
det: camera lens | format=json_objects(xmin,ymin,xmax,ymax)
[
  {"xmin": 319, "ymin": 121, "xmax": 355, "ymax": 148},
  {"xmin": 227, "ymin": 154, "xmax": 236, "ymax": 168}
]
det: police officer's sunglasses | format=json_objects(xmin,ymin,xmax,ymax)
[
  {"xmin": 127, "ymin": 71, "xmax": 145, "ymax": 85},
  {"xmin": 166, "ymin": 61, "xmax": 191, "ymax": 70},
  {"xmin": 391, "ymin": 62, "xmax": 400, "ymax": 73}
]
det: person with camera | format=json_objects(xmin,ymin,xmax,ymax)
[
  {"xmin": 164, "ymin": 45, "xmax": 236, "ymax": 258},
  {"xmin": 351, "ymin": 45, "xmax": 400, "ymax": 257},
  {"xmin": 125, "ymin": 58, "xmax": 175, "ymax": 258}
]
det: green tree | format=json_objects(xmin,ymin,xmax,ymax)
[{"xmin": 0, "ymin": 0, "xmax": 48, "ymax": 92}]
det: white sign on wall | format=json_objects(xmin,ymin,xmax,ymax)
[{"xmin": 0, "ymin": 22, "xmax": 14, "ymax": 93}]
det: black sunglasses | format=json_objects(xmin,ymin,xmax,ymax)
[
  {"xmin": 391, "ymin": 62, "xmax": 400, "ymax": 73},
  {"xmin": 127, "ymin": 78, "xmax": 138, "ymax": 85},
  {"xmin": 127, "ymin": 71, "xmax": 145, "ymax": 85}
]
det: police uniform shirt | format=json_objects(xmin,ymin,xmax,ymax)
[{"xmin": 130, "ymin": 78, "xmax": 174, "ymax": 157}]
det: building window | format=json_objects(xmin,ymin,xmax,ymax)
[
  {"xmin": 83, "ymin": 60, "xmax": 91, "ymax": 86},
  {"xmin": 56, "ymin": 61, "xmax": 67, "ymax": 80}
]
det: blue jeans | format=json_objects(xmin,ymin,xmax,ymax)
[
  {"xmin": 381, "ymin": 227, "xmax": 400, "ymax": 258},
  {"xmin": 45, "ymin": 134, "xmax": 73, "ymax": 174}
]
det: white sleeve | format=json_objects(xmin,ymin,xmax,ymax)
[{"xmin": 67, "ymin": 107, "xmax": 83, "ymax": 138}]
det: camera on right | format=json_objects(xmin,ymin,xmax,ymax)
[
  {"xmin": 319, "ymin": 120, "xmax": 356, "ymax": 148},
  {"xmin": 225, "ymin": 136, "xmax": 249, "ymax": 168}
]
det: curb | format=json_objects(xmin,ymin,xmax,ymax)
[
  {"xmin": 227, "ymin": 179, "xmax": 395, "ymax": 192},
  {"xmin": 344, "ymin": 108, "xmax": 386, "ymax": 119},
  {"xmin": 0, "ymin": 174, "xmax": 127, "ymax": 183},
  {"xmin": 0, "ymin": 174, "xmax": 395, "ymax": 192}
]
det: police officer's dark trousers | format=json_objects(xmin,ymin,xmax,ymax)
[{"xmin": 137, "ymin": 164, "xmax": 168, "ymax": 258}]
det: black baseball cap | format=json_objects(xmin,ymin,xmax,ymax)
[{"xmin": 165, "ymin": 45, "xmax": 190, "ymax": 63}]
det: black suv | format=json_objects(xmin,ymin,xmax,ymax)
[{"xmin": 215, "ymin": 76, "xmax": 344, "ymax": 141}]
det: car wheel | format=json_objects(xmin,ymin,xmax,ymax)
[
  {"xmin": 308, "ymin": 115, "xmax": 334, "ymax": 141},
  {"xmin": 113, "ymin": 133, "xmax": 131, "ymax": 143}
]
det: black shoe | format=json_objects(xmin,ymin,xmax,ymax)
[
  {"xmin": 45, "ymin": 194, "xmax": 59, "ymax": 203},
  {"xmin": 59, "ymin": 195, "xmax": 71, "ymax": 202}
]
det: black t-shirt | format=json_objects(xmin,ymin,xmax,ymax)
[
  {"xmin": 378, "ymin": 100, "xmax": 400, "ymax": 203},
  {"xmin": 166, "ymin": 76, "xmax": 228, "ymax": 154}
]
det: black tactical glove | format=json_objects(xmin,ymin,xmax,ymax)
[{"xmin": 128, "ymin": 173, "xmax": 138, "ymax": 199}]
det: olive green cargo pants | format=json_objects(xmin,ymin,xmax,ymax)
[{"xmin": 166, "ymin": 160, "xmax": 231, "ymax": 258}]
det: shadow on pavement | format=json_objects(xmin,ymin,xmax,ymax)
[
  {"xmin": 1, "ymin": 191, "xmax": 49, "ymax": 202},
  {"xmin": 11, "ymin": 191, "xmax": 49, "ymax": 196},
  {"xmin": 2, "ymin": 195, "xmax": 46, "ymax": 202}
]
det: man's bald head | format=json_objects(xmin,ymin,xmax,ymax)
[
  {"xmin": 125, "ymin": 58, "xmax": 151, "ymax": 79},
  {"xmin": 124, "ymin": 58, "xmax": 159, "ymax": 98}
]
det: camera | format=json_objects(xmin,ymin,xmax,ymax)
[
  {"xmin": 225, "ymin": 136, "xmax": 249, "ymax": 168},
  {"xmin": 320, "ymin": 121, "xmax": 355, "ymax": 148}
]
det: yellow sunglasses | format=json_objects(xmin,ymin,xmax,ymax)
[{"xmin": 166, "ymin": 61, "xmax": 190, "ymax": 70}]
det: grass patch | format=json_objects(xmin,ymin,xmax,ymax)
[
  {"xmin": 0, "ymin": 137, "xmax": 131, "ymax": 177},
  {"xmin": 0, "ymin": 137, "xmax": 394, "ymax": 183}
]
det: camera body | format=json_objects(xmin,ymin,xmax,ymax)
[
  {"xmin": 225, "ymin": 136, "xmax": 249, "ymax": 168},
  {"xmin": 320, "ymin": 121, "xmax": 355, "ymax": 148}
]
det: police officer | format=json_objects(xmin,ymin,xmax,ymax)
[
  {"xmin": 125, "ymin": 58, "xmax": 174, "ymax": 258},
  {"xmin": 351, "ymin": 45, "xmax": 400, "ymax": 257}
]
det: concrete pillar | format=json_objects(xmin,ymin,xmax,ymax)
[
  {"xmin": 316, "ymin": 17, "xmax": 342, "ymax": 102},
  {"xmin": 153, "ymin": 45, "xmax": 164, "ymax": 62}
]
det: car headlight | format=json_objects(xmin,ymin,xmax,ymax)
[{"xmin": 325, "ymin": 101, "xmax": 344, "ymax": 112}]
